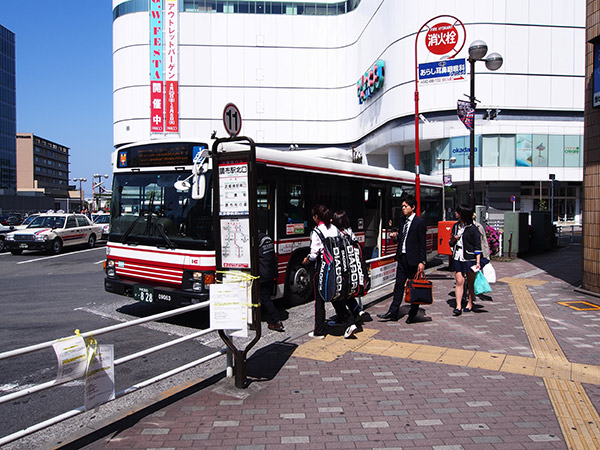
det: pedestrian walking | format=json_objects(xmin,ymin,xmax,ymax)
[
  {"xmin": 449, "ymin": 205, "xmax": 482, "ymax": 315},
  {"xmin": 302, "ymin": 204, "xmax": 339, "ymax": 339},
  {"xmin": 377, "ymin": 195, "xmax": 428, "ymax": 324},
  {"xmin": 332, "ymin": 210, "xmax": 372, "ymax": 338}
]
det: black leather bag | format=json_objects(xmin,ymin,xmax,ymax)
[{"xmin": 405, "ymin": 272, "xmax": 433, "ymax": 305}]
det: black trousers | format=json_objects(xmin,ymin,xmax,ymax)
[
  {"xmin": 260, "ymin": 281, "xmax": 280, "ymax": 325},
  {"xmin": 388, "ymin": 253, "xmax": 420, "ymax": 319}
]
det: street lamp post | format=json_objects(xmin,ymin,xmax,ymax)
[
  {"xmin": 73, "ymin": 177, "xmax": 87, "ymax": 212},
  {"xmin": 93, "ymin": 174, "xmax": 109, "ymax": 211},
  {"xmin": 436, "ymin": 156, "xmax": 457, "ymax": 221},
  {"xmin": 467, "ymin": 40, "xmax": 503, "ymax": 209}
]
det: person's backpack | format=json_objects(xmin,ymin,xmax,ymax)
[
  {"xmin": 339, "ymin": 230, "xmax": 370, "ymax": 297},
  {"xmin": 258, "ymin": 232, "xmax": 278, "ymax": 282},
  {"xmin": 313, "ymin": 228, "xmax": 346, "ymax": 302}
]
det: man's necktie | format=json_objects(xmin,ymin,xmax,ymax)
[{"xmin": 400, "ymin": 220, "xmax": 410, "ymax": 248}]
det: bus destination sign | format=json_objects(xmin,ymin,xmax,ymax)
[{"xmin": 117, "ymin": 143, "xmax": 208, "ymax": 168}]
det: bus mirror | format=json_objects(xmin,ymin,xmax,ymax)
[
  {"xmin": 191, "ymin": 174, "xmax": 206, "ymax": 199},
  {"xmin": 174, "ymin": 180, "xmax": 191, "ymax": 191}
]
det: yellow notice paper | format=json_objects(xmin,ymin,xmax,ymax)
[
  {"xmin": 52, "ymin": 336, "xmax": 87, "ymax": 384},
  {"xmin": 84, "ymin": 344, "xmax": 115, "ymax": 411}
]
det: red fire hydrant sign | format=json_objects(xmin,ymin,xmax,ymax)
[{"xmin": 425, "ymin": 22, "xmax": 459, "ymax": 55}]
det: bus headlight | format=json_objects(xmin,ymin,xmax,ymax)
[
  {"xmin": 106, "ymin": 259, "xmax": 116, "ymax": 277},
  {"xmin": 192, "ymin": 281, "xmax": 203, "ymax": 291}
]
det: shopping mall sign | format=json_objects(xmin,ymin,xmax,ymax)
[{"xmin": 357, "ymin": 60, "xmax": 385, "ymax": 104}]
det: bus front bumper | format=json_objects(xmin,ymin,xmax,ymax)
[{"xmin": 104, "ymin": 277, "xmax": 209, "ymax": 307}]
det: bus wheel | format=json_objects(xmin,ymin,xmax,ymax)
[{"xmin": 287, "ymin": 262, "xmax": 312, "ymax": 306}]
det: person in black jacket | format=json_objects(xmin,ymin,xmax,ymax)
[
  {"xmin": 377, "ymin": 195, "xmax": 428, "ymax": 324},
  {"xmin": 449, "ymin": 205, "xmax": 482, "ymax": 315},
  {"xmin": 258, "ymin": 231, "xmax": 284, "ymax": 332}
]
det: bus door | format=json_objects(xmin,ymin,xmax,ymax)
[
  {"xmin": 256, "ymin": 179, "xmax": 276, "ymax": 239},
  {"xmin": 363, "ymin": 185, "xmax": 384, "ymax": 260}
]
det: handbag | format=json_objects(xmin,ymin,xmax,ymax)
[
  {"xmin": 482, "ymin": 262, "xmax": 496, "ymax": 283},
  {"xmin": 405, "ymin": 272, "xmax": 433, "ymax": 305},
  {"xmin": 474, "ymin": 270, "xmax": 492, "ymax": 295}
]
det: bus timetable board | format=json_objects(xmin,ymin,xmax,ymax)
[{"xmin": 116, "ymin": 143, "xmax": 208, "ymax": 168}]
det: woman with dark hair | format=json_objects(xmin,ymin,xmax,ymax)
[
  {"xmin": 302, "ymin": 204, "xmax": 338, "ymax": 338},
  {"xmin": 332, "ymin": 210, "xmax": 371, "ymax": 338},
  {"xmin": 449, "ymin": 205, "xmax": 482, "ymax": 315}
]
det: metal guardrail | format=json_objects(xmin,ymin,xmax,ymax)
[{"xmin": 0, "ymin": 301, "xmax": 228, "ymax": 447}]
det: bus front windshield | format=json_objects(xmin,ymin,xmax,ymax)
[{"xmin": 109, "ymin": 171, "xmax": 213, "ymax": 249}]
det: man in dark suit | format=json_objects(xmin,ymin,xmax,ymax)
[{"xmin": 377, "ymin": 195, "xmax": 427, "ymax": 323}]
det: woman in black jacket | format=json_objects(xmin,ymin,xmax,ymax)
[{"xmin": 449, "ymin": 205, "xmax": 482, "ymax": 316}]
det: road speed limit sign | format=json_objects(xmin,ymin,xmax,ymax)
[{"xmin": 223, "ymin": 103, "xmax": 242, "ymax": 137}]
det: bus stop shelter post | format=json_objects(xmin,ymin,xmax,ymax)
[{"xmin": 212, "ymin": 136, "xmax": 262, "ymax": 389}]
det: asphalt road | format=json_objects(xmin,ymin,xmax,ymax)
[{"xmin": 0, "ymin": 243, "xmax": 221, "ymax": 442}]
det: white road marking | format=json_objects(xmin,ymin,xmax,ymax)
[{"xmin": 16, "ymin": 246, "xmax": 106, "ymax": 265}]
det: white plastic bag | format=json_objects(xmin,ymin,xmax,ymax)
[{"xmin": 482, "ymin": 262, "xmax": 496, "ymax": 283}]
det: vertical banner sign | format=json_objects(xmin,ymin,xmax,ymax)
[
  {"xmin": 150, "ymin": 0, "xmax": 164, "ymax": 133},
  {"xmin": 165, "ymin": 0, "xmax": 179, "ymax": 132}
]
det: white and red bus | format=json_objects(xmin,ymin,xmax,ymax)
[{"xmin": 104, "ymin": 140, "xmax": 443, "ymax": 307}]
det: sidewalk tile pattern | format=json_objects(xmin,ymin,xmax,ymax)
[{"xmin": 77, "ymin": 245, "xmax": 600, "ymax": 450}]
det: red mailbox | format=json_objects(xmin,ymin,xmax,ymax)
[{"xmin": 437, "ymin": 221, "xmax": 456, "ymax": 256}]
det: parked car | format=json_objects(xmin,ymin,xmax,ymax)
[
  {"xmin": 12, "ymin": 214, "xmax": 40, "ymax": 230},
  {"xmin": 92, "ymin": 213, "xmax": 110, "ymax": 240},
  {"xmin": 5, "ymin": 213, "xmax": 103, "ymax": 255},
  {"xmin": 0, "ymin": 214, "xmax": 23, "ymax": 226},
  {"xmin": 0, "ymin": 223, "xmax": 14, "ymax": 252}
]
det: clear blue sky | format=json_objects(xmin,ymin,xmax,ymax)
[{"xmin": 3, "ymin": 2, "xmax": 114, "ymax": 197}]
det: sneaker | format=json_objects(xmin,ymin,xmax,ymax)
[
  {"xmin": 344, "ymin": 324, "xmax": 358, "ymax": 339},
  {"xmin": 357, "ymin": 310, "xmax": 372, "ymax": 323},
  {"xmin": 308, "ymin": 331, "xmax": 325, "ymax": 339}
]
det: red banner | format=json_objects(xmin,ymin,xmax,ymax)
[
  {"xmin": 165, "ymin": 81, "xmax": 178, "ymax": 132},
  {"xmin": 150, "ymin": 81, "xmax": 164, "ymax": 133}
]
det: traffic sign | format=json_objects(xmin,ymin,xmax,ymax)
[
  {"xmin": 223, "ymin": 103, "xmax": 242, "ymax": 137},
  {"xmin": 510, "ymin": 195, "xmax": 516, "ymax": 202}
]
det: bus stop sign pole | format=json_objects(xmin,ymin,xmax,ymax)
[{"xmin": 212, "ymin": 136, "xmax": 262, "ymax": 389}]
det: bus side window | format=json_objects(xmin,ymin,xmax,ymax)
[{"xmin": 284, "ymin": 180, "xmax": 305, "ymax": 225}]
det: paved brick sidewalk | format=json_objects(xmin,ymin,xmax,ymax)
[{"xmin": 72, "ymin": 243, "xmax": 600, "ymax": 449}]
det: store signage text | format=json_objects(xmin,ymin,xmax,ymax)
[{"xmin": 357, "ymin": 60, "xmax": 385, "ymax": 104}]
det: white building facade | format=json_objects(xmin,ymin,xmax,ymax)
[{"xmin": 112, "ymin": 0, "xmax": 585, "ymax": 220}]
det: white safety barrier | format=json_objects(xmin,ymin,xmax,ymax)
[{"xmin": 0, "ymin": 301, "xmax": 228, "ymax": 447}]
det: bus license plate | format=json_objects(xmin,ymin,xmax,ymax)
[{"xmin": 134, "ymin": 286, "xmax": 154, "ymax": 302}]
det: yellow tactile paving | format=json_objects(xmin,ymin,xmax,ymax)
[
  {"xmin": 571, "ymin": 362, "xmax": 600, "ymax": 385},
  {"xmin": 466, "ymin": 351, "xmax": 506, "ymax": 371},
  {"xmin": 380, "ymin": 342, "xmax": 422, "ymax": 359},
  {"xmin": 545, "ymin": 378, "xmax": 600, "ymax": 450},
  {"xmin": 499, "ymin": 354, "xmax": 537, "ymax": 376},
  {"xmin": 435, "ymin": 348, "xmax": 476, "ymax": 366}
]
